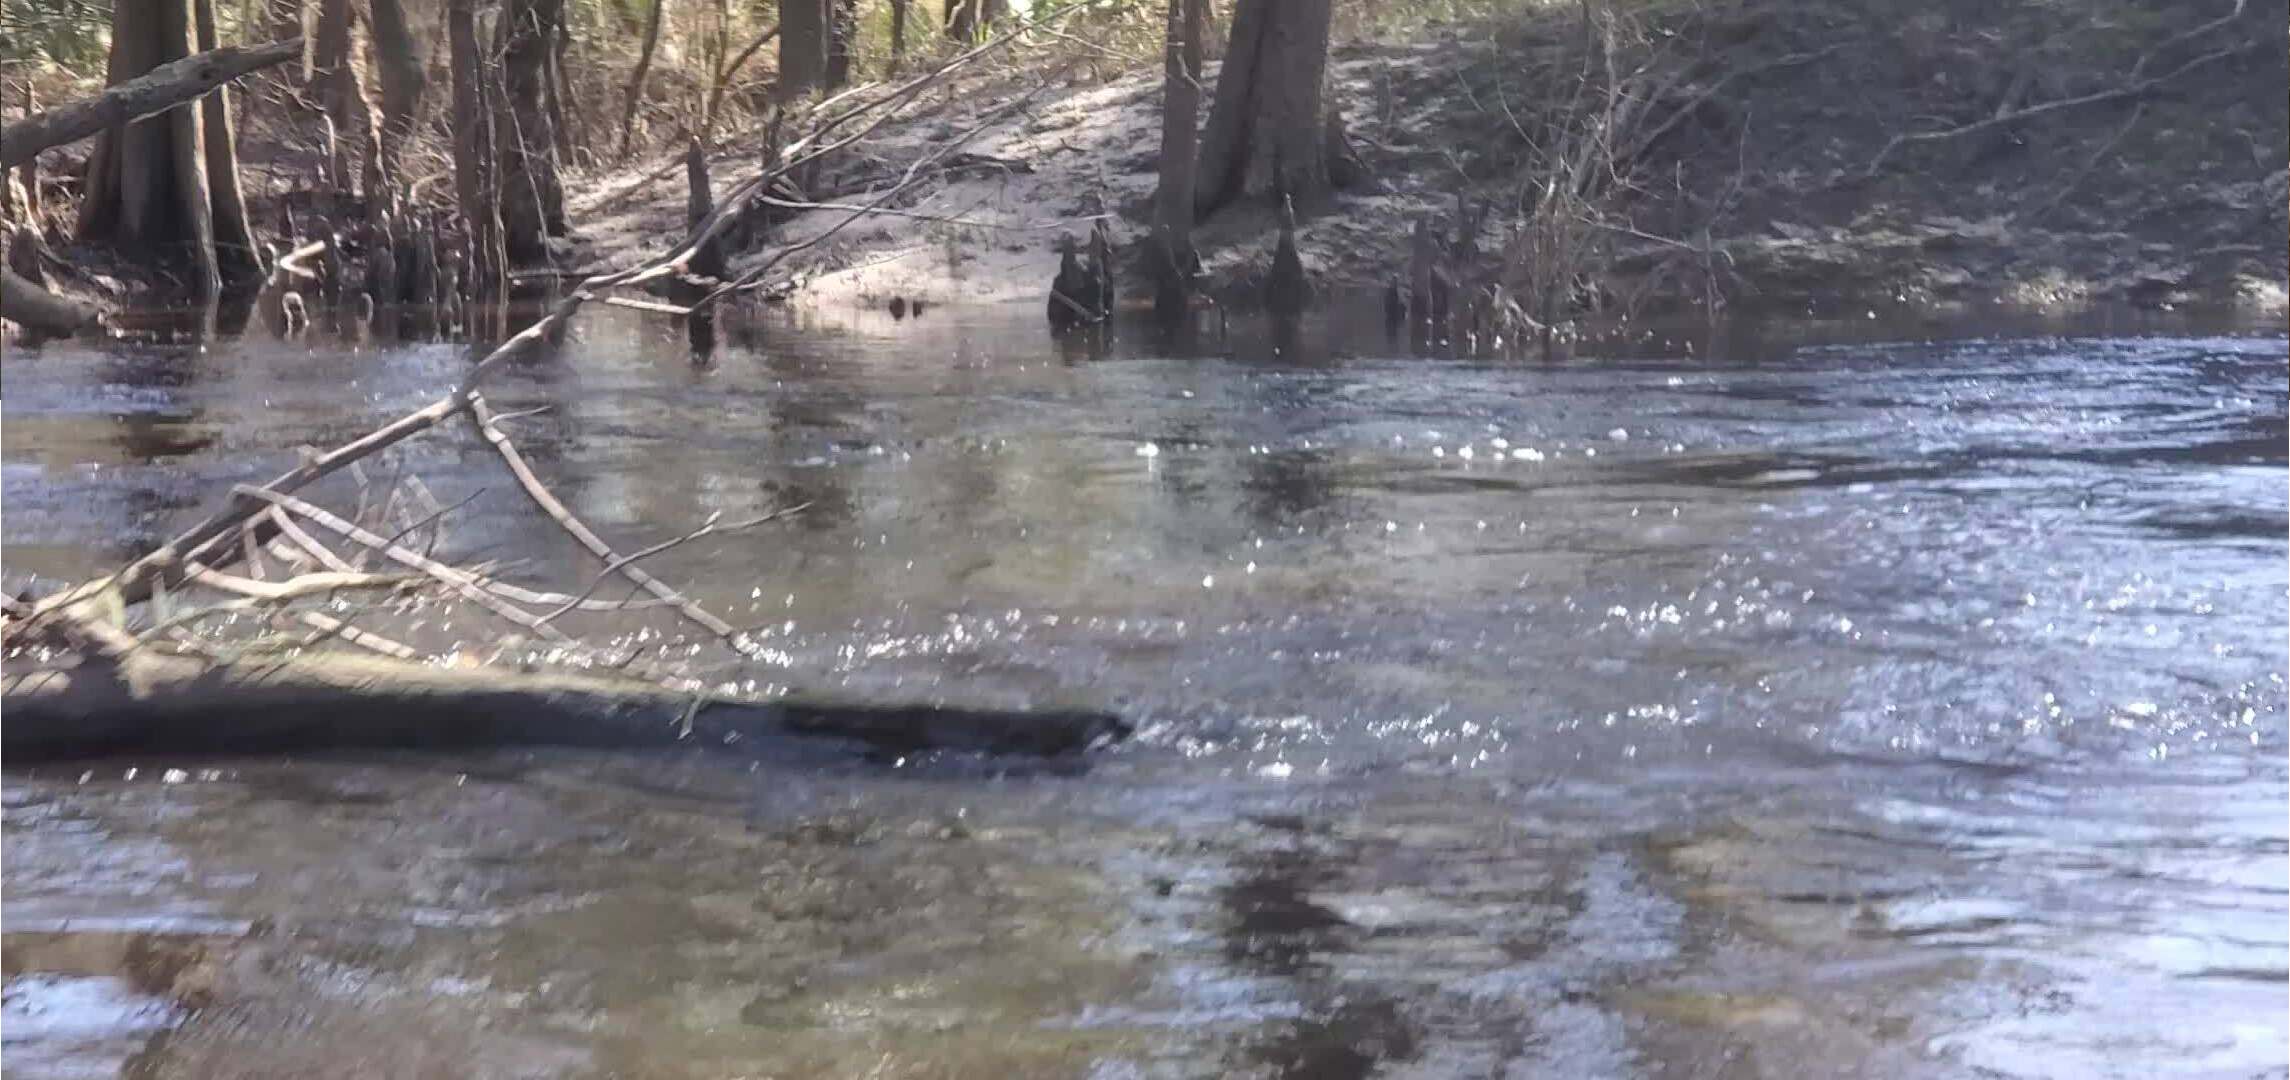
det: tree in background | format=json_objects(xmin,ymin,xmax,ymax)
[
  {"xmin": 74, "ymin": 0, "xmax": 261, "ymax": 298},
  {"xmin": 823, "ymin": 0, "xmax": 856, "ymax": 89},
  {"xmin": 312, "ymin": 0, "xmax": 377, "ymax": 192},
  {"xmin": 449, "ymin": 0, "xmax": 505, "ymax": 295},
  {"xmin": 496, "ymin": 0, "xmax": 567, "ymax": 261},
  {"xmin": 616, "ymin": 0, "xmax": 667, "ymax": 159},
  {"xmin": 945, "ymin": 0, "xmax": 1004, "ymax": 44},
  {"xmin": 367, "ymin": 0, "xmax": 426, "ymax": 205},
  {"xmin": 1194, "ymin": 0, "xmax": 1337, "ymax": 218},
  {"xmin": 1150, "ymin": 0, "xmax": 1206, "ymax": 317},
  {"xmin": 887, "ymin": 0, "xmax": 908, "ymax": 73},
  {"xmin": 779, "ymin": 0, "xmax": 825, "ymax": 97}
]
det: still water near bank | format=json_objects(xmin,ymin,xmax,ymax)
[{"xmin": 4, "ymin": 298, "xmax": 2285, "ymax": 1078}]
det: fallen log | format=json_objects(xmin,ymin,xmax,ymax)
[
  {"xmin": 1, "ymin": 263, "xmax": 99, "ymax": 334},
  {"xmin": 2, "ymin": 38, "xmax": 304, "ymax": 169},
  {"xmin": 3, "ymin": 651, "xmax": 1130, "ymax": 761}
]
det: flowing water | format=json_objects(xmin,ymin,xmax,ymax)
[{"xmin": 4, "ymin": 300, "xmax": 2285, "ymax": 1078}]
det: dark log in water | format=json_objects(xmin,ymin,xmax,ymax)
[{"xmin": 3, "ymin": 651, "xmax": 1129, "ymax": 761}]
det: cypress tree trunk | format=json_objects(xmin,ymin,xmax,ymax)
[
  {"xmin": 367, "ymin": 0, "xmax": 426, "ymax": 203},
  {"xmin": 1150, "ymin": 0, "xmax": 1205, "ymax": 317},
  {"xmin": 194, "ymin": 0, "xmax": 261, "ymax": 281},
  {"xmin": 74, "ymin": 0, "xmax": 259, "ymax": 299},
  {"xmin": 448, "ymin": 0, "xmax": 504, "ymax": 296},
  {"xmin": 495, "ymin": 0, "xmax": 565, "ymax": 262},
  {"xmin": 1193, "ymin": 0, "xmax": 1335, "ymax": 219},
  {"xmin": 824, "ymin": 0, "xmax": 856, "ymax": 90},
  {"xmin": 778, "ymin": 0, "xmax": 825, "ymax": 99},
  {"xmin": 887, "ymin": 0, "xmax": 907, "ymax": 73},
  {"xmin": 312, "ymin": 0, "xmax": 376, "ymax": 192}
]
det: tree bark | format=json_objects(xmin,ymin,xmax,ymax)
[
  {"xmin": 313, "ymin": 0, "xmax": 375, "ymax": 192},
  {"xmin": 824, "ymin": 0, "xmax": 857, "ymax": 89},
  {"xmin": 778, "ymin": 0, "xmax": 826, "ymax": 99},
  {"xmin": 615, "ymin": 0, "xmax": 666, "ymax": 159},
  {"xmin": 887, "ymin": 0, "xmax": 907, "ymax": 72},
  {"xmin": 946, "ymin": 0, "xmax": 1002, "ymax": 43},
  {"xmin": 495, "ymin": 0, "xmax": 566, "ymax": 262},
  {"xmin": 193, "ymin": 0, "xmax": 262, "ymax": 282},
  {"xmin": 3, "ymin": 38, "xmax": 300, "ymax": 169},
  {"xmin": 547, "ymin": 12, "xmax": 577, "ymax": 156},
  {"xmin": 1193, "ymin": 0, "xmax": 1334, "ymax": 219},
  {"xmin": 366, "ymin": 0, "xmax": 427, "ymax": 202},
  {"xmin": 1150, "ymin": 0, "xmax": 1205, "ymax": 317},
  {"xmin": 70, "ymin": 0, "xmax": 276, "ymax": 299},
  {"xmin": 448, "ymin": 0, "xmax": 504, "ymax": 296}
]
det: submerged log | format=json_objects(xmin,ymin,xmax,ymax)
[{"xmin": 3, "ymin": 650, "xmax": 1129, "ymax": 761}]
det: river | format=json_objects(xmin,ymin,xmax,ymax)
[{"xmin": 4, "ymin": 299, "xmax": 2284, "ymax": 1078}]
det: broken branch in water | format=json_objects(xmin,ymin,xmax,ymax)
[
  {"xmin": 234, "ymin": 485, "xmax": 585, "ymax": 646},
  {"xmin": 535, "ymin": 503, "xmax": 808, "ymax": 626},
  {"xmin": 467, "ymin": 393, "xmax": 751, "ymax": 647}
]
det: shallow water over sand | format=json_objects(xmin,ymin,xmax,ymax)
[{"xmin": 5, "ymin": 301, "xmax": 2284, "ymax": 1077}]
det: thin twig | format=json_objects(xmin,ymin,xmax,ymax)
[
  {"xmin": 466, "ymin": 394, "xmax": 749, "ymax": 645},
  {"xmin": 536, "ymin": 504, "xmax": 806, "ymax": 625}
]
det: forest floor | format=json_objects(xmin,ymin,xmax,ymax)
[
  {"xmin": 15, "ymin": 0, "xmax": 2288, "ymax": 325},
  {"xmin": 565, "ymin": 0, "xmax": 2287, "ymax": 321}
]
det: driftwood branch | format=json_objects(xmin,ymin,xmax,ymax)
[{"xmin": 1, "ymin": 38, "xmax": 304, "ymax": 168}]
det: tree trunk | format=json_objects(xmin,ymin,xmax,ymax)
[
  {"xmin": 1150, "ymin": 0, "xmax": 1205, "ymax": 317},
  {"xmin": 366, "ymin": 0, "xmax": 426, "ymax": 203},
  {"xmin": 887, "ymin": 0, "xmax": 907, "ymax": 73},
  {"xmin": 72, "ymin": 0, "xmax": 268, "ymax": 299},
  {"xmin": 193, "ymin": 0, "xmax": 262, "ymax": 281},
  {"xmin": 615, "ymin": 0, "xmax": 665, "ymax": 159},
  {"xmin": 778, "ymin": 0, "xmax": 825, "ymax": 99},
  {"xmin": 1193, "ymin": 0, "xmax": 1333, "ymax": 219},
  {"xmin": 312, "ymin": 0, "xmax": 375, "ymax": 192},
  {"xmin": 946, "ymin": 0, "xmax": 1003, "ymax": 42},
  {"xmin": 495, "ymin": 0, "xmax": 565, "ymax": 262},
  {"xmin": 547, "ymin": 12, "xmax": 578, "ymax": 158},
  {"xmin": 823, "ymin": 0, "xmax": 856, "ymax": 89},
  {"xmin": 448, "ymin": 0, "xmax": 504, "ymax": 296}
]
